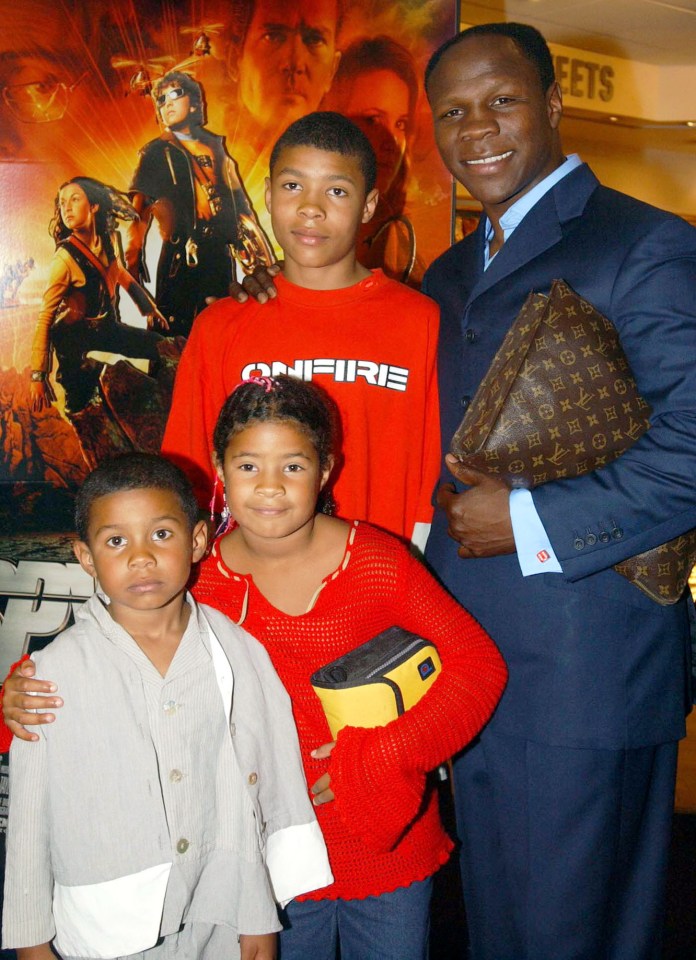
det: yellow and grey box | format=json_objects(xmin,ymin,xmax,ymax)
[{"xmin": 311, "ymin": 626, "xmax": 441, "ymax": 739}]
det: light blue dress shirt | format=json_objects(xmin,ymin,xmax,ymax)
[{"xmin": 482, "ymin": 154, "xmax": 582, "ymax": 576}]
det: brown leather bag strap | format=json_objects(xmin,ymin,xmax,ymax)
[{"xmin": 66, "ymin": 235, "xmax": 110, "ymax": 286}]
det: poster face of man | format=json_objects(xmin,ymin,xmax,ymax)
[
  {"xmin": 0, "ymin": 0, "xmax": 92, "ymax": 163},
  {"xmin": 237, "ymin": 0, "xmax": 341, "ymax": 122}
]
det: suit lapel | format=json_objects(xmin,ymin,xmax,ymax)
[{"xmin": 466, "ymin": 164, "xmax": 600, "ymax": 305}]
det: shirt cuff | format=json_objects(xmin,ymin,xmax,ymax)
[
  {"xmin": 265, "ymin": 820, "xmax": 333, "ymax": 906},
  {"xmin": 509, "ymin": 489, "xmax": 563, "ymax": 577},
  {"xmin": 410, "ymin": 522, "xmax": 431, "ymax": 554}
]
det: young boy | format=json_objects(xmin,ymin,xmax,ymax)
[
  {"xmin": 161, "ymin": 111, "xmax": 440, "ymax": 551},
  {"xmin": 2, "ymin": 453, "xmax": 331, "ymax": 960}
]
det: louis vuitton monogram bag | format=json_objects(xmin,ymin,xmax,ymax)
[{"xmin": 451, "ymin": 279, "xmax": 696, "ymax": 605}]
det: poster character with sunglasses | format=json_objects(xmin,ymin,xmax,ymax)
[{"xmin": 126, "ymin": 71, "xmax": 274, "ymax": 338}]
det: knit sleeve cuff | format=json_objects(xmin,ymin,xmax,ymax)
[{"xmin": 328, "ymin": 725, "xmax": 425, "ymax": 853}]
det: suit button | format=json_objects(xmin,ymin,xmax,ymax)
[
  {"xmin": 176, "ymin": 838, "xmax": 189, "ymax": 854},
  {"xmin": 599, "ymin": 531, "xmax": 611, "ymax": 543},
  {"xmin": 460, "ymin": 395, "xmax": 471, "ymax": 410},
  {"xmin": 574, "ymin": 537, "xmax": 585, "ymax": 550},
  {"xmin": 248, "ymin": 772, "xmax": 258, "ymax": 785},
  {"xmin": 585, "ymin": 533, "xmax": 597, "ymax": 546},
  {"xmin": 465, "ymin": 329, "xmax": 477, "ymax": 343},
  {"xmin": 612, "ymin": 527, "xmax": 624, "ymax": 540}
]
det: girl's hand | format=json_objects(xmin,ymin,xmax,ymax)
[
  {"xmin": 2, "ymin": 660, "xmax": 62, "ymax": 741},
  {"xmin": 29, "ymin": 379, "xmax": 56, "ymax": 413},
  {"xmin": 310, "ymin": 741, "xmax": 336, "ymax": 805},
  {"xmin": 239, "ymin": 932, "xmax": 277, "ymax": 959}
]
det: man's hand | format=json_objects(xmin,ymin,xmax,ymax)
[
  {"xmin": 223, "ymin": 262, "xmax": 281, "ymax": 305},
  {"xmin": 437, "ymin": 454, "xmax": 516, "ymax": 558},
  {"xmin": 2, "ymin": 660, "xmax": 62, "ymax": 741},
  {"xmin": 310, "ymin": 741, "xmax": 336, "ymax": 805},
  {"xmin": 239, "ymin": 933, "xmax": 277, "ymax": 959}
]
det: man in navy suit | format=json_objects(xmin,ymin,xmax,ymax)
[{"xmin": 423, "ymin": 22, "xmax": 696, "ymax": 960}]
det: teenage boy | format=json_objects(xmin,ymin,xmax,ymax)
[
  {"xmin": 2, "ymin": 454, "xmax": 331, "ymax": 960},
  {"xmin": 161, "ymin": 111, "xmax": 440, "ymax": 549}
]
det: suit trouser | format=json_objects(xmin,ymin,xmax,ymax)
[{"xmin": 453, "ymin": 728, "xmax": 678, "ymax": 960}]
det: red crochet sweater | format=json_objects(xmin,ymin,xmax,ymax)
[{"xmin": 192, "ymin": 521, "xmax": 507, "ymax": 901}]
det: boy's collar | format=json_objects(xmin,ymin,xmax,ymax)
[{"xmin": 275, "ymin": 268, "xmax": 386, "ymax": 304}]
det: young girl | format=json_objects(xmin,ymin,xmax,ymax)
[
  {"xmin": 3, "ymin": 375, "xmax": 507, "ymax": 960},
  {"xmin": 194, "ymin": 375, "xmax": 507, "ymax": 960}
]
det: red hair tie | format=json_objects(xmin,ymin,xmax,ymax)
[{"xmin": 239, "ymin": 375, "xmax": 276, "ymax": 393}]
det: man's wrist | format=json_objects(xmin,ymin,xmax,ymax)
[{"xmin": 509, "ymin": 488, "xmax": 563, "ymax": 575}]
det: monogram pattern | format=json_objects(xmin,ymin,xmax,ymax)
[
  {"xmin": 451, "ymin": 280, "xmax": 651, "ymax": 486},
  {"xmin": 451, "ymin": 280, "xmax": 695, "ymax": 605},
  {"xmin": 614, "ymin": 529, "xmax": 696, "ymax": 604}
]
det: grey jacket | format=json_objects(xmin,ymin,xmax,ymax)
[{"xmin": 3, "ymin": 595, "xmax": 331, "ymax": 957}]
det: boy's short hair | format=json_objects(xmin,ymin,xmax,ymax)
[
  {"xmin": 75, "ymin": 453, "xmax": 199, "ymax": 541},
  {"xmin": 425, "ymin": 22, "xmax": 555, "ymax": 95},
  {"xmin": 269, "ymin": 111, "xmax": 377, "ymax": 194}
]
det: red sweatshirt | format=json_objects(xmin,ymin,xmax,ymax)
[{"xmin": 161, "ymin": 270, "xmax": 440, "ymax": 542}]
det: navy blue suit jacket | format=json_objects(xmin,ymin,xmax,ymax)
[{"xmin": 424, "ymin": 164, "xmax": 696, "ymax": 750}]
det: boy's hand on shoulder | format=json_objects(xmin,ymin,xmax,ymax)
[
  {"xmin": 239, "ymin": 932, "xmax": 277, "ymax": 959},
  {"xmin": 310, "ymin": 741, "xmax": 336, "ymax": 805},
  {"xmin": 2, "ymin": 659, "xmax": 62, "ymax": 741},
  {"xmin": 223, "ymin": 262, "xmax": 281, "ymax": 305}
]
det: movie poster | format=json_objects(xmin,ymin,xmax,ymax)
[{"xmin": 0, "ymin": 0, "xmax": 456, "ymax": 942}]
